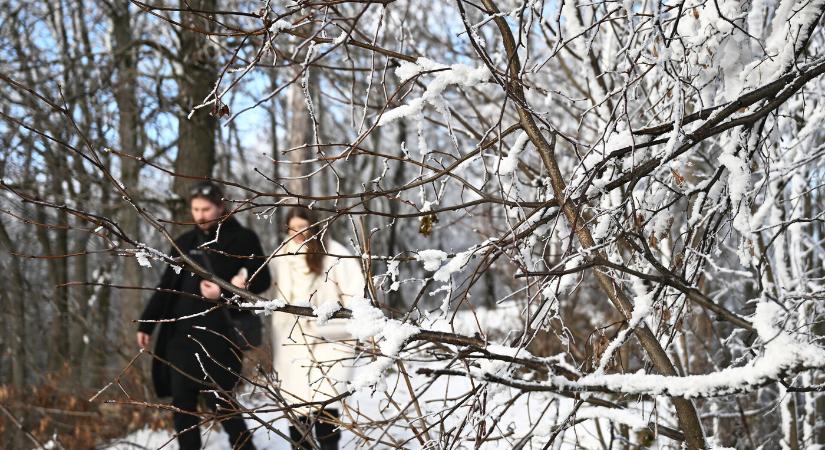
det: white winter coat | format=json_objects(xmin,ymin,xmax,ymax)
[{"xmin": 266, "ymin": 238, "xmax": 365, "ymax": 412}]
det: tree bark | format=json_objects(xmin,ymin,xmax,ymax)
[
  {"xmin": 286, "ymin": 65, "xmax": 315, "ymax": 197},
  {"xmin": 0, "ymin": 218, "xmax": 27, "ymax": 389},
  {"xmin": 109, "ymin": 1, "xmax": 144, "ymax": 372},
  {"xmin": 173, "ymin": 0, "xmax": 218, "ymax": 225}
]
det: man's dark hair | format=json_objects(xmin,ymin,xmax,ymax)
[{"xmin": 188, "ymin": 181, "xmax": 225, "ymax": 207}]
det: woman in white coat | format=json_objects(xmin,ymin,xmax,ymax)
[{"xmin": 266, "ymin": 207, "xmax": 365, "ymax": 450}]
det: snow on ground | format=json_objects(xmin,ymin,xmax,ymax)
[
  {"xmin": 103, "ymin": 370, "xmax": 625, "ymax": 450},
  {"xmin": 103, "ymin": 306, "xmax": 672, "ymax": 449}
]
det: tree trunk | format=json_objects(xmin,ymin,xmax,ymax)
[
  {"xmin": 286, "ymin": 66, "xmax": 313, "ymax": 197},
  {"xmin": 173, "ymin": 0, "xmax": 218, "ymax": 225},
  {"xmin": 269, "ymin": 71, "xmax": 282, "ymax": 229},
  {"xmin": 110, "ymin": 1, "xmax": 145, "ymax": 372},
  {"xmin": 38, "ymin": 153, "xmax": 70, "ymax": 372},
  {"xmin": 0, "ymin": 218, "xmax": 27, "ymax": 389}
]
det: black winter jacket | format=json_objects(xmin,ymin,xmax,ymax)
[{"xmin": 138, "ymin": 217, "xmax": 272, "ymax": 397}]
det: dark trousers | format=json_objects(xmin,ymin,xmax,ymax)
[
  {"xmin": 168, "ymin": 334, "xmax": 254, "ymax": 450},
  {"xmin": 288, "ymin": 409, "xmax": 340, "ymax": 450}
]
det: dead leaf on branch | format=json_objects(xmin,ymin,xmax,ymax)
[{"xmin": 419, "ymin": 213, "xmax": 438, "ymax": 236}]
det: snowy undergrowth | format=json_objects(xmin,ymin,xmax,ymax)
[
  {"xmin": 103, "ymin": 360, "xmax": 665, "ymax": 450},
  {"xmin": 102, "ymin": 301, "xmax": 686, "ymax": 449}
]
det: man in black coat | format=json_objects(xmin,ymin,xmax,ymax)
[{"xmin": 136, "ymin": 182, "xmax": 271, "ymax": 450}]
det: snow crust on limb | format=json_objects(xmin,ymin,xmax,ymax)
[
  {"xmin": 378, "ymin": 58, "xmax": 491, "ymax": 126},
  {"xmin": 346, "ymin": 297, "xmax": 420, "ymax": 390},
  {"xmin": 575, "ymin": 407, "xmax": 651, "ymax": 430},
  {"xmin": 312, "ymin": 299, "xmax": 341, "ymax": 324},
  {"xmin": 592, "ymin": 278, "xmax": 655, "ymax": 375},
  {"xmin": 742, "ymin": 0, "xmax": 825, "ymax": 88},
  {"xmin": 238, "ymin": 299, "xmax": 286, "ymax": 314},
  {"xmin": 549, "ymin": 302, "xmax": 825, "ymax": 397},
  {"xmin": 135, "ymin": 250, "xmax": 152, "ymax": 268},
  {"xmin": 496, "ymin": 131, "xmax": 529, "ymax": 175},
  {"xmin": 718, "ymin": 132, "xmax": 754, "ymax": 265},
  {"xmin": 416, "ymin": 249, "xmax": 448, "ymax": 271},
  {"xmin": 269, "ymin": 19, "xmax": 294, "ymax": 34},
  {"xmin": 433, "ymin": 248, "xmax": 474, "ymax": 283}
]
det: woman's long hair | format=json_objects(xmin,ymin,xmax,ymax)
[{"xmin": 285, "ymin": 207, "xmax": 325, "ymax": 275}]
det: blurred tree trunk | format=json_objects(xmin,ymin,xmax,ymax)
[
  {"xmin": 109, "ymin": 1, "xmax": 144, "ymax": 376},
  {"xmin": 38, "ymin": 152, "xmax": 70, "ymax": 372},
  {"xmin": 286, "ymin": 66, "xmax": 313, "ymax": 197},
  {"xmin": 269, "ymin": 71, "xmax": 282, "ymax": 230},
  {"xmin": 386, "ymin": 119, "xmax": 407, "ymax": 311},
  {"xmin": 37, "ymin": 1, "xmax": 72, "ymax": 374},
  {"xmin": 172, "ymin": 0, "xmax": 218, "ymax": 226},
  {"xmin": 0, "ymin": 219, "xmax": 27, "ymax": 389}
]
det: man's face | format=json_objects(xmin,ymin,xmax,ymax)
[{"xmin": 190, "ymin": 197, "xmax": 223, "ymax": 231}]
